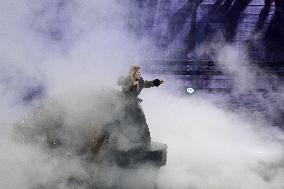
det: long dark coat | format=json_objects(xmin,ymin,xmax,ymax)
[{"xmin": 117, "ymin": 76, "xmax": 156, "ymax": 150}]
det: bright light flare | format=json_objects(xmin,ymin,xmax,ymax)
[{"xmin": 187, "ymin": 87, "xmax": 195, "ymax": 94}]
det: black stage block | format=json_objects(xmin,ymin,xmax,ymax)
[{"xmin": 116, "ymin": 142, "xmax": 168, "ymax": 168}]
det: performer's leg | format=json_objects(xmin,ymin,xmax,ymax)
[
  {"xmin": 274, "ymin": 0, "xmax": 280, "ymax": 7},
  {"xmin": 136, "ymin": 105, "xmax": 151, "ymax": 148},
  {"xmin": 265, "ymin": 0, "xmax": 271, "ymax": 6}
]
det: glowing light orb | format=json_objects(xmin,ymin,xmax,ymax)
[{"xmin": 187, "ymin": 87, "xmax": 195, "ymax": 94}]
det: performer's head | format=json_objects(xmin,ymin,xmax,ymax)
[{"xmin": 129, "ymin": 65, "xmax": 141, "ymax": 80}]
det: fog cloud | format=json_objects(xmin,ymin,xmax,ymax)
[{"xmin": 1, "ymin": 0, "xmax": 284, "ymax": 189}]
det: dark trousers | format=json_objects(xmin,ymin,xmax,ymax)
[
  {"xmin": 265, "ymin": 0, "xmax": 280, "ymax": 7},
  {"xmin": 123, "ymin": 101, "xmax": 151, "ymax": 149}
]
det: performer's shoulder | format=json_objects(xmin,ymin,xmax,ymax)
[{"xmin": 117, "ymin": 75, "xmax": 131, "ymax": 85}]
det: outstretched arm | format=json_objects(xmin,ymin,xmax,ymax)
[
  {"xmin": 143, "ymin": 79, "xmax": 164, "ymax": 88},
  {"xmin": 143, "ymin": 80, "xmax": 154, "ymax": 88}
]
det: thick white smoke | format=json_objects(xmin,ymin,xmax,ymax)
[
  {"xmin": 143, "ymin": 89, "xmax": 284, "ymax": 188},
  {"xmin": 1, "ymin": 0, "xmax": 284, "ymax": 189},
  {"xmin": 0, "ymin": 1, "xmax": 160, "ymax": 188}
]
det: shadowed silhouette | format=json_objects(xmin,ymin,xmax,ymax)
[
  {"xmin": 168, "ymin": 1, "xmax": 203, "ymax": 43},
  {"xmin": 264, "ymin": 10, "xmax": 284, "ymax": 60},
  {"xmin": 224, "ymin": 0, "xmax": 253, "ymax": 42}
]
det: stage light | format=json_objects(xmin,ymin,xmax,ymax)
[{"xmin": 187, "ymin": 87, "xmax": 195, "ymax": 94}]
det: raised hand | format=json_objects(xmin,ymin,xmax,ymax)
[{"xmin": 133, "ymin": 80, "xmax": 139, "ymax": 87}]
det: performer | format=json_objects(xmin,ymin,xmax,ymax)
[
  {"xmin": 264, "ymin": 0, "xmax": 281, "ymax": 12},
  {"xmin": 265, "ymin": 0, "xmax": 280, "ymax": 7},
  {"xmin": 117, "ymin": 65, "xmax": 164, "ymax": 150}
]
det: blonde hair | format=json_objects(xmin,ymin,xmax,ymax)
[{"xmin": 129, "ymin": 65, "xmax": 140, "ymax": 80}]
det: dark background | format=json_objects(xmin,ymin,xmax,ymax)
[{"xmin": 129, "ymin": 0, "xmax": 284, "ymax": 127}]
